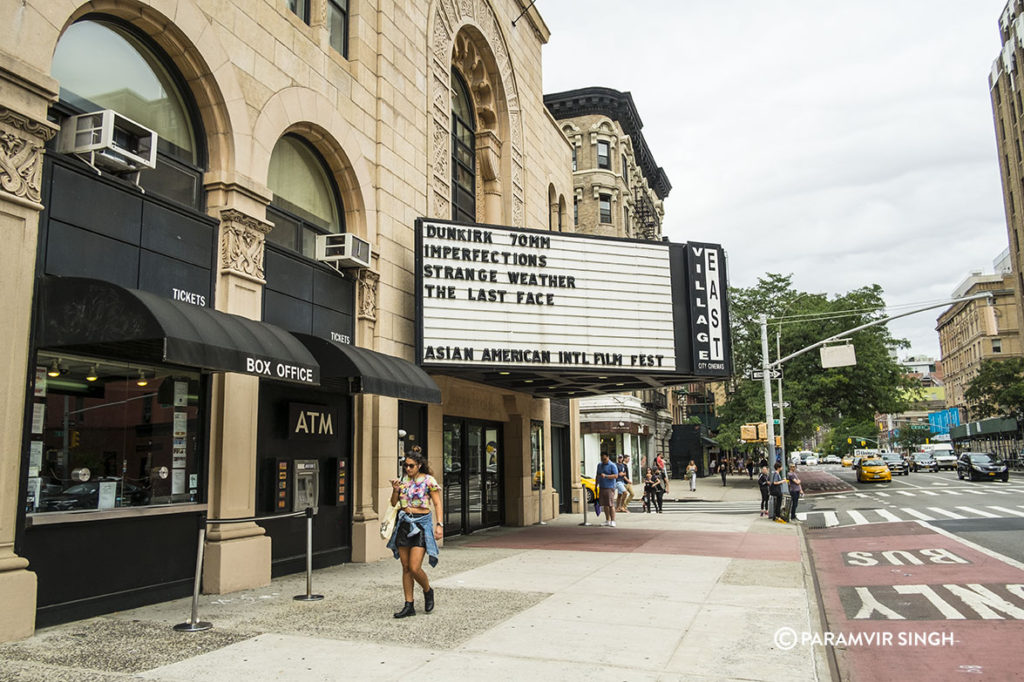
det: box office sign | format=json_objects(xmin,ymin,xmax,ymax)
[
  {"xmin": 415, "ymin": 219, "xmax": 731, "ymax": 377},
  {"xmin": 289, "ymin": 403, "xmax": 337, "ymax": 440}
]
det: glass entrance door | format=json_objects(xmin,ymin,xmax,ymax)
[{"xmin": 443, "ymin": 418, "xmax": 502, "ymax": 534}]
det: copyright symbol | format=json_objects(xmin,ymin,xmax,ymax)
[{"xmin": 775, "ymin": 626, "xmax": 798, "ymax": 650}]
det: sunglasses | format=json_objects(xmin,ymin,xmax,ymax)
[{"xmin": 403, "ymin": 462, "xmax": 417, "ymax": 469}]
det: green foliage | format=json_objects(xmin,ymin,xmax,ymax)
[
  {"xmin": 964, "ymin": 357, "xmax": 1024, "ymax": 422},
  {"xmin": 722, "ymin": 273, "xmax": 915, "ymax": 449},
  {"xmin": 819, "ymin": 418, "xmax": 878, "ymax": 455},
  {"xmin": 892, "ymin": 426, "xmax": 931, "ymax": 452}
]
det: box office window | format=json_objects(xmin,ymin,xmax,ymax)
[{"xmin": 26, "ymin": 352, "xmax": 203, "ymax": 515}]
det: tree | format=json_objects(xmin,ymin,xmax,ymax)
[
  {"xmin": 964, "ymin": 357, "xmax": 1024, "ymax": 423},
  {"xmin": 892, "ymin": 426, "xmax": 931, "ymax": 453},
  {"xmin": 721, "ymin": 274, "xmax": 916, "ymax": 449}
]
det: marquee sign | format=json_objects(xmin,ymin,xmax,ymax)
[{"xmin": 415, "ymin": 219, "xmax": 731, "ymax": 383}]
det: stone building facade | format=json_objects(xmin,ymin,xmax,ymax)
[
  {"xmin": 0, "ymin": 0, "xmax": 575, "ymax": 641},
  {"xmin": 937, "ymin": 264, "xmax": 1022, "ymax": 415}
]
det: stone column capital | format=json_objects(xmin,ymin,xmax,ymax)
[
  {"xmin": 0, "ymin": 107, "xmax": 57, "ymax": 208},
  {"xmin": 218, "ymin": 208, "xmax": 272, "ymax": 284}
]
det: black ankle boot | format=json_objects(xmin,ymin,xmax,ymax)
[
  {"xmin": 393, "ymin": 601, "xmax": 415, "ymax": 618},
  {"xmin": 424, "ymin": 588, "xmax": 435, "ymax": 613}
]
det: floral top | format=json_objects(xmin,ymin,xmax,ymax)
[{"xmin": 398, "ymin": 474, "xmax": 440, "ymax": 509}]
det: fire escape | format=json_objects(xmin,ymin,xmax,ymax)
[{"xmin": 633, "ymin": 185, "xmax": 660, "ymax": 241}]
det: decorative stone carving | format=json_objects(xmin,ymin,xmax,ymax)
[
  {"xmin": 428, "ymin": 0, "xmax": 524, "ymax": 224},
  {"xmin": 219, "ymin": 209, "xmax": 272, "ymax": 283},
  {"xmin": 0, "ymin": 108, "xmax": 55, "ymax": 205},
  {"xmin": 357, "ymin": 268, "xmax": 380, "ymax": 322}
]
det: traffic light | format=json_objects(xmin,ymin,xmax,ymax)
[
  {"xmin": 774, "ymin": 436, "xmax": 781, "ymax": 447},
  {"xmin": 740, "ymin": 424, "xmax": 757, "ymax": 441},
  {"xmin": 70, "ymin": 430, "xmax": 80, "ymax": 448},
  {"xmin": 847, "ymin": 437, "xmax": 852, "ymax": 444},
  {"xmin": 860, "ymin": 440, "xmax": 866, "ymax": 447}
]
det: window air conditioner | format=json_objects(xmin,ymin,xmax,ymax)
[
  {"xmin": 315, "ymin": 233, "xmax": 372, "ymax": 269},
  {"xmin": 59, "ymin": 110, "xmax": 157, "ymax": 175}
]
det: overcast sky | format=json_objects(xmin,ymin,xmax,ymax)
[{"xmin": 538, "ymin": 0, "xmax": 1011, "ymax": 360}]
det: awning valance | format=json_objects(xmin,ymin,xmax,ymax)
[
  {"xmin": 38, "ymin": 277, "xmax": 319, "ymax": 385},
  {"xmin": 294, "ymin": 334, "xmax": 441, "ymax": 403}
]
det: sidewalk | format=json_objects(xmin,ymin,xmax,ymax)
[
  {"xmin": 0, "ymin": 505, "xmax": 829, "ymax": 681},
  {"xmin": 664, "ymin": 472, "xmax": 763, "ymax": 503}
]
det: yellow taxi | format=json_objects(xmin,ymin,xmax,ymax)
[
  {"xmin": 841, "ymin": 455, "xmax": 854, "ymax": 467},
  {"xmin": 857, "ymin": 457, "xmax": 891, "ymax": 483},
  {"xmin": 581, "ymin": 476, "xmax": 598, "ymax": 503}
]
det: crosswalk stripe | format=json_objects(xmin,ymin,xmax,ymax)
[
  {"xmin": 896, "ymin": 491, "xmax": 916, "ymax": 497},
  {"xmin": 927, "ymin": 507, "xmax": 966, "ymax": 519},
  {"xmin": 855, "ymin": 493, "xmax": 868, "ymax": 498},
  {"xmin": 955, "ymin": 506, "xmax": 999, "ymax": 518},
  {"xmin": 986, "ymin": 506, "xmax": 1024, "ymax": 517},
  {"xmin": 823, "ymin": 511, "xmax": 839, "ymax": 526},
  {"xmin": 875, "ymin": 509, "xmax": 902, "ymax": 522},
  {"xmin": 945, "ymin": 490, "xmax": 963, "ymax": 495},
  {"xmin": 920, "ymin": 491, "xmax": 939, "ymax": 496},
  {"xmin": 991, "ymin": 490, "xmax": 1012, "ymax": 495},
  {"xmin": 875, "ymin": 492, "xmax": 890, "ymax": 497},
  {"xmin": 847, "ymin": 510, "xmax": 870, "ymax": 525},
  {"xmin": 901, "ymin": 508, "xmax": 935, "ymax": 521}
]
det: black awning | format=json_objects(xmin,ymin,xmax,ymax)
[
  {"xmin": 294, "ymin": 334, "xmax": 441, "ymax": 403},
  {"xmin": 39, "ymin": 277, "xmax": 319, "ymax": 385}
]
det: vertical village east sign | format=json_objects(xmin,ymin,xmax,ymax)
[{"xmin": 415, "ymin": 219, "xmax": 731, "ymax": 396}]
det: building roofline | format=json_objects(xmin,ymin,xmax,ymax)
[{"xmin": 544, "ymin": 87, "xmax": 672, "ymax": 199}]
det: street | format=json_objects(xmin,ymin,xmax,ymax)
[{"xmin": 799, "ymin": 463, "xmax": 1024, "ymax": 680}]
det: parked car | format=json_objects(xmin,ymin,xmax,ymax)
[
  {"xmin": 856, "ymin": 458, "xmax": 892, "ymax": 483},
  {"xmin": 957, "ymin": 452, "xmax": 1010, "ymax": 482},
  {"xmin": 881, "ymin": 453, "xmax": 908, "ymax": 476},
  {"xmin": 908, "ymin": 452, "xmax": 938, "ymax": 473},
  {"xmin": 823, "ymin": 455, "xmax": 841, "ymax": 465},
  {"xmin": 581, "ymin": 476, "xmax": 598, "ymax": 503},
  {"xmin": 803, "ymin": 454, "xmax": 819, "ymax": 466}
]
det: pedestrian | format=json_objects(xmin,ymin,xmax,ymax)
[
  {"xmin": 709, "ymin": 457, "xmax": 717, "ymax": 474},
  {"xmin": 686, "ymin": 459, "xmax": 697, "ymax": 492},
  {"xmin": 641, "ymin": 468, "xmax": 653, "ymax": 513},
  {"xmin": 655, "ymin": 452, "xmax": 669, "ymax": 493},
  {"xmin": 746, "ymin": 458, "xmax": 754, "ymax": 480},
  {"xmin": 787, "ymin": 464, "xmax": 802, "ymax": 521},
  {"xmin": 649, "ymin": 466, "xmax": 665, "ymax": 513},
  {"xmin": 769, "ymin": 461, "xmax": 785, "ymax": 521},
  {"xmin": 757, "ymin": 466, "xmax": 770, "ymax": 516},
  {"xmin": 617, "ymin": 455, "xmax": 635, "ymax": 512},
  {"xmin": 720, "ymin": 458, "xmax": 727, "ymax": 487},
  {"xmin": 596, "ymin": 452, "xmax": 619, "ymax": 527},
  {"xmin": 386, "ymin": 448, "xmax": 443, "ymax": 618}
]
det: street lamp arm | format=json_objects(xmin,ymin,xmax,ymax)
[{"xmin": 766, "ymin": 292, "xmax": 992, "ymax": 369}]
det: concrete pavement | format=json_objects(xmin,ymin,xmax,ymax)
[{"xmin": 0, "ymin": 486, "xmax": 829, "ymax": 681}]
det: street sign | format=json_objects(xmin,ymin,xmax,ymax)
[
  {"xmin": 773, "ymin": 401, "xmax": 791, "ymax": 408},
  {"xmin": 743, "ymin": 368, "xmax": 783, "ymax": 380},
  {"xmin": 772, "ymin": 419, "xmax": 780, "ymax": 425}
]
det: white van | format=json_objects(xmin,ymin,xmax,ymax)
[{"xmin": 917, "ymin": 443, "xmax": 956, "ymax": 470}]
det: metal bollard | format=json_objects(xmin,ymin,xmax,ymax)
[
  {"xmin": 174, "ymin": 515, "xmax": 212, "ymax": 632},
  {"xmin": 578, "ymin": 484, "xmax": 592, "ymax": 526},
  {"xmin": 294, "ymin": 507, "xmax": 323, "ymax": 601}
]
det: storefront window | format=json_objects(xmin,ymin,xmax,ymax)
[
  {"xmin": 26, "ymin": 352, "xmax": 203, "ymax": 515},
  {"xmin": 531, "ymin": 420, "xmax": 544, "ymax": 490}
]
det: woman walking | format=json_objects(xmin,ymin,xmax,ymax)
[
  {"xmin": 685, "ymin": 459, "xmax": 697, "ymax": 492},
  {"xmin": 386, "ymin": 449, "xmax": 443, "ymax": 618},
  {"xmin": 757, "ymin": 466, "xmax": 770, "ymax": 517}
]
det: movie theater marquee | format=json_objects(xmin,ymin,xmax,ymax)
[{"xmin": 415, "ymin": 219, "xmax": 730, "ymax": 378}]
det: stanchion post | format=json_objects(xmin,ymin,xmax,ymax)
[
  {"xmin": 578, "ymin": 484, "xmax": 591, "ymax": 526},
  {"xmin": 174, "ymin": 514, "xmax": 212, "ymax": 632},
  {"xmin": 294, "ymin": 507, "xmax": 324, "ymax": 601}
]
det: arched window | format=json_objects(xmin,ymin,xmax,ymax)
[
  {"xmin": 451, "ymin": 69, "xmax": 476, "ymax": 223},
  {"xmin": 52, "ymin": 18, "xmax": 203, "ymax": 208},
  {"xmin": 266, "ymin": 135, "xmax": 344, "ymax": 258}
]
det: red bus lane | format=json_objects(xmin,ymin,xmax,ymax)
[{"xmin": 805, "ymin": 521, "xmax": 1024, "ymax": 680}]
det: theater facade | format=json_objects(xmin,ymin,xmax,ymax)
[{"xmin": 0, "ymin": 0, "xmax": 730, "ymax": 641}]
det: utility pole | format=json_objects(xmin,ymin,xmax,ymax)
[{"xmin": 759, "ymin": 314, "xmax": 777, "ymax": 465}]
